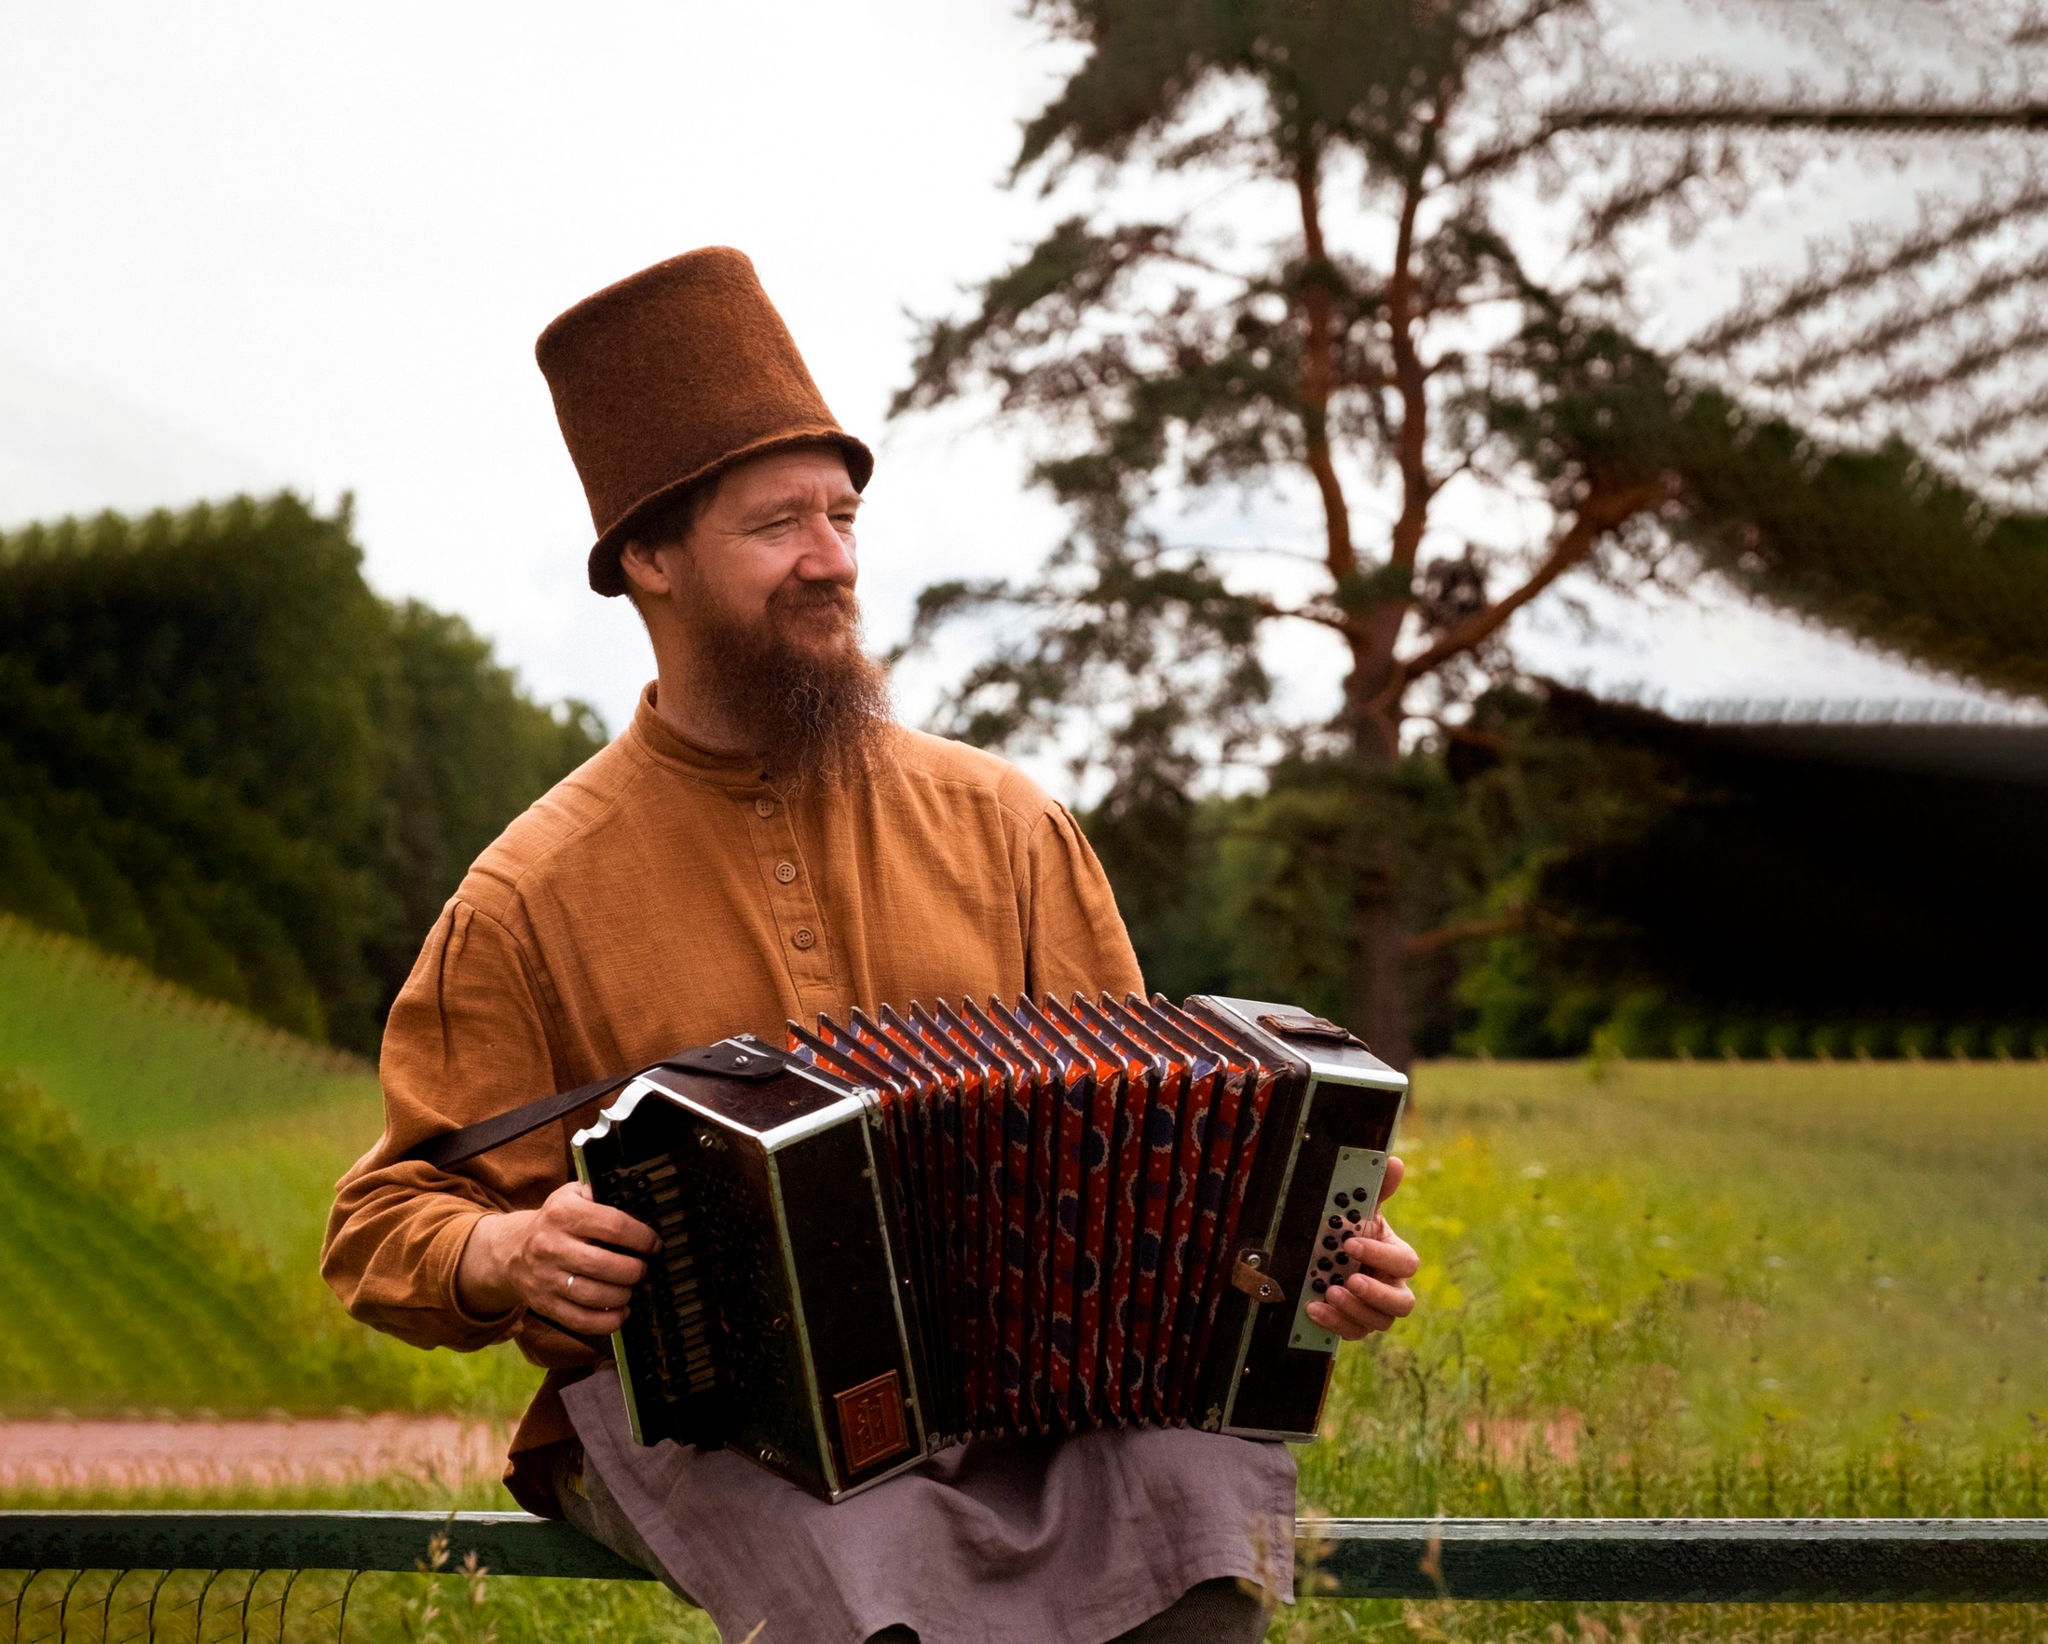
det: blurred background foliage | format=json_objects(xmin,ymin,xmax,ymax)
[{"xmin": 0, "ymin": 494, "xmax": 604, "ymax": 1053}]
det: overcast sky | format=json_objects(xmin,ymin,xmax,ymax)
[{"xmin": 3, "ymin": 1, "xmax": 2022, "ymax": 776}]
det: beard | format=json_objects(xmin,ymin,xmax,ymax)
[{"xmin": 673, "ymin": 570, "xmax": 893, "ymax": 793}]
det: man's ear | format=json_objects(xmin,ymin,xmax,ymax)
[{"xmin": 618, "ymin": 537, "xmax": 673, "ymax": 601}]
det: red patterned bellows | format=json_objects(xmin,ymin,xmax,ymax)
[{"xmin": 789, "ymin": 993, "xmax": 1281, "ymax": 1439}]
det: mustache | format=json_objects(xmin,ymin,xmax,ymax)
[{"xmin": 769, "ymin": 578, "xmax": 860, "ymax": 620}]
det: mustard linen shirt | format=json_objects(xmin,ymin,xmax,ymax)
[{"xmin": 321, "ymin": 688, "xmax": 1143, "ymax": 1509}]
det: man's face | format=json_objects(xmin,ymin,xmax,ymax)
[
  {"xmin": 659, "ymin": 445, "xmax": 863, "ymax": 656},
  {"xmin": 621, "ymin": 443, "xmax": 889, "ymax": 784}
]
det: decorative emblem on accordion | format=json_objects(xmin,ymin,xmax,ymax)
[
  {"xmin": 834, "ymin": 1372, "xmax": 912, "ymax": 1472},
  {"xmin": 572, "ymin": 994, "xmax": 1406, "ymax": 1502}
]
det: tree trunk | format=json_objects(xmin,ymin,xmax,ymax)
[
  {"xmin": 1342, "ymin": 673, "xmax": 1413, "ymax": 1067},
  {"xmin": 1349, "ymin": 844, "xmax": 1414, "ymax": 1068}
]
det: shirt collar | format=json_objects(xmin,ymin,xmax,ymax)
[{"xmin": 628, "ymin": 683, "xmax": 770, "ymax": 788}]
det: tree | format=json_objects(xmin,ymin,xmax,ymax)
[
  {"xmin": 892, "ymin": 0, "xmax": 2046, "ymax": 1064},
  {"xmin": 0, "ymin": 494, "xmax": 606, "ymax": 1049}
]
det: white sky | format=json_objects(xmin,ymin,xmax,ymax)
[{"xmin": 2, "ymin": 0, "xmax": 2022, "ymax": 778}]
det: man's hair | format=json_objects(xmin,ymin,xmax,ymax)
[
  {"xmin": 627, "ymin": 474, "xmax": 719, "ymax": 555},
  {"xmin": 619, "ymin": 475, "xmax": 721, "ymax": 616}
]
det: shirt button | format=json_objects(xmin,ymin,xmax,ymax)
[
  {"xmin": 775, "ymin": 860, "xmax": 798, "ymax": 884},
  {"xmin": 755, "ymin": 797, "xmax": 777, "ymax": 818},
  {"xmin": 791, "ymin": 927, "xmax": 816, "ymax": 950}
]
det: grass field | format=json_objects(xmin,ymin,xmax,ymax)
[
  {"xmin": 0, "ymin": 916, "xmax": 534, "ymax": 1414},
  {"xmin": 4, "ymin": 916, "xmax": 2045, "ymax": 1637}
]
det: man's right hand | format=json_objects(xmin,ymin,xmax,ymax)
[{"xmin": 456, "ymin": 1181, "xmax": 659, "ymax": 1336}]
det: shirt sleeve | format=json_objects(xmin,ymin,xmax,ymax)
[
  {"xmin": 320, "ymin": 897, "xmax": 591, "ymax": 1366},
  {"xmin": 1017, "ymin": 800, "xmax": 1147, "ymax": 1002}
]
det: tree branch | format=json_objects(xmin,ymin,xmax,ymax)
[
  {"xmin": 1687, "ymin": 184, "xmax": 2048, "ymax": 358},
  {"xmin": 1384, "ymin": 110, "xmax": 1446, "ymax": 580},
  {"xmin": 1819, "ymin": 316, "xmax": 2048, "ymax": 422},
  {"xmin": 1756, "ymin": 251, "xmax": 2048, "ymax": 390},
  {"xmin": 1559, "ymin": 102, "xmax": 2048, "ymax": 134},
  {"xmin": 1382, "ymin": 480, "xmax": 1663, "ymax": 702},
  {"xmin": 1405, "ymin": 908, "xmax": 1525, "ymax": 959},
  {"xmin": 1291, "ymin": 142, "xmax": 1356, "ymax": 585},
  {"xmin": 1407, "ymin": 900, "xmax": 1574, "ymax": 959}
]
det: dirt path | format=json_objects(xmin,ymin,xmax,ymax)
[{"xmin": 0, "ymin": 1416, "xmax": 507, "ymax": 1491}]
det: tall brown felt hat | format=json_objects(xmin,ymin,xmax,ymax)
[{"xmin": 536, "ymin": 247, "xmax": 874, "ymax": 596}]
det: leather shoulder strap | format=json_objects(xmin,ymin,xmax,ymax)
[
  {"xmin": 395, "ymin": 1039, "xmax": 788, "ymax": 1172},
  {"xmin": 397, "ymin": 1074, "xmax": 628, "ymax": 1172}
]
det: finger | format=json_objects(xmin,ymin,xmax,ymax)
[
  {"xmin": 555, "ymin": 1274, "xmax": 634, "ymax": 1312},
  {"xmin": 534, "ymin": 1228, "xmax": 648, "ymax": 1289},
  {"xmin": 1306, "ymin": 1290, "xmax": 1395, "ymax": 1339},
  {"xmin": 1324, "ymin": 1278, "xmax": 1400, "ymax": 1331},
  {"xmin": 1345, "ymin": 1231, "xmax": 1420, "ymax": 1281},
  {"xmin": 551, "ymin": 1194, "xmax": 661, "ymax": 1255},
  {"xmin": 1338, "ymin": 1269, "xmax": 1415, "ymax": 1319},
  {"xmin": 1303, "ymin": 1299, "xmax": 1367, "ymax": 1339},
  {"xmin": 1376, "ymin": 1156, "xmax": 1405, "ymax": 1208},
  {"xmin": 535, "ymin": 1298, "xmax": 631, "ymax": 1337}
]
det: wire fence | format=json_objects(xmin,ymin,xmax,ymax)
[{"xmin": 3, "ymin": 1513, "xmax": 2046, "ymax": 1641}]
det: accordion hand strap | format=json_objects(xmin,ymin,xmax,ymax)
[{"xmin": 395, "ymin": 1038, "xmax": 787, "ymax": 1172}]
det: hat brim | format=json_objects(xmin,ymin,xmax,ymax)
[{"xmin": 588, "ymin": 427, "xmax": 875, "ymax": 597}]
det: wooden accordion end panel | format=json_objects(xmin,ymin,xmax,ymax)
[{"xmin": 572, "ymin": 995, "xmax": 1408, "ymax": 1502}]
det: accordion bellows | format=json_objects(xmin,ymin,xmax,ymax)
[{"xmin": 573, "ymin": 994, "xmax": 1407, "ymax": 1501}]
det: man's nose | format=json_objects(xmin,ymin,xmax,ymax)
[{"xmin": 795, "ymin": 513, "xmax": 857, "ymax": 583}]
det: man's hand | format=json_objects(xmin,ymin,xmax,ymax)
[
  {"xmin": 1303, "ymin": 1155, "xmax": 1419, "ymax": 1342},
  {"xmin": 456, "ymin": 1181, "xmax": 659, "ymax": 1336}
]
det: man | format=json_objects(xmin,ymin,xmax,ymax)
[{"xmin": 322, "ymin": 248, "xmax": 1419, "ymax": 1644}]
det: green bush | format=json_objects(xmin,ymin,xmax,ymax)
[{"xmin": 0, "ymin": 495, "xmax": 605, "ymax": 1052}]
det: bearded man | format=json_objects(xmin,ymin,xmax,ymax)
[{"xmin": 322, "ymin": 248, "xmax": 1419, "ymax": 1644}]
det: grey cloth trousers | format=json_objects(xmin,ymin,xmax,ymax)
[
  {"xmin": 561, "ymin": 1362, "xmax": 1294, "ymax": 1644},
  {"xmin": 553, "ymin": 1443, "xmax": 692, "ymax": 1604},
  {"xmin": 557, "ymin": 1451, "xmax": 1269, "ymax": 1643},
  {"xmin": 858, "ymin": 1580, "xmax": 1268, "ymax": 1644}
]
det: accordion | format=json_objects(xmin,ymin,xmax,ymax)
[{"xmin": 572, "ymin": 993, "xmax": 1407, "ymax": 1501}]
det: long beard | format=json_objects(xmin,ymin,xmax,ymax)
[{"xmin": 677, "ymin": 574, "xmax": 892, "ymax": 793}]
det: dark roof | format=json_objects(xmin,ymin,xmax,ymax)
[{"xmin": 1678, "ymin": 702, "xmax": 2048, "ymax": 788}]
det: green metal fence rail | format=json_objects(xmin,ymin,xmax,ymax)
[{"xmin": 3, "ymin": 1513, "xmax": 2046, "ymax": 1603}]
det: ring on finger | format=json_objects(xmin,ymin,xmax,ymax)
[{"xmin": 564, "ymin": 1273, "xmax": 577, "ymax": 1298}]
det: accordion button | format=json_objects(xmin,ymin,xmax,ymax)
[
  {"xmin": 1312, "ymin": 1278, "xmax": 1328, "ymax": 1293},
  {"xmin": 792, "ymin": 927, "xmax": 817, "ymax": 950},
  {"xmin": 775, "ymin": 860, "xmax": 799, "ymax": 883},
  {"xmin": 755, "ymin": 797, "xmax": 777, "ymax": 817}
]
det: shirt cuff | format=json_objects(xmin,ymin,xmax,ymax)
[{"xmin": 436, "ymin": 1208, "xmax": 526, "ymax": 1339}]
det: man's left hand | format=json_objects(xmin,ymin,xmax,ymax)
[{"xmin": 1303, "ymin": 1155, "xmax": 1419, "ymax": 1342}]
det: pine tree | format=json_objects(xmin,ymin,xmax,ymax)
[{"xmin": 892, "ymin": 0, "xmax": 2046, "ymax": 1063}]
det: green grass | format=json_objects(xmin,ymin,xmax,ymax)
[
  {"xmin": 1328, "ymin": 1057, "xmax": 2048, "ymax": 1490},
  {"xmin": 0, "ymin": 1471, "xmax": 719, "ymax": 1644},
  {"xmin": 1277, "ymin": 1055, "xmax": 2048, "ymax": 1641},
  {"xmin": 0, "ymin": 1072, "xmax": 410, "ymax": 1415},
  {"xmin": 0, "ymin": 913, "xmax": 369, "ymax": 1263},
  {"xmin": 4, "ymin": 923, "xmax": 2044, "ymax": 1636},
  {"xmin": 0, "ymin": 914, "xmax": 366, "ymax": 1135},
  {"xmin": 0, "ymin": 915, "xmax": 535, "ymax": 1415}
]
